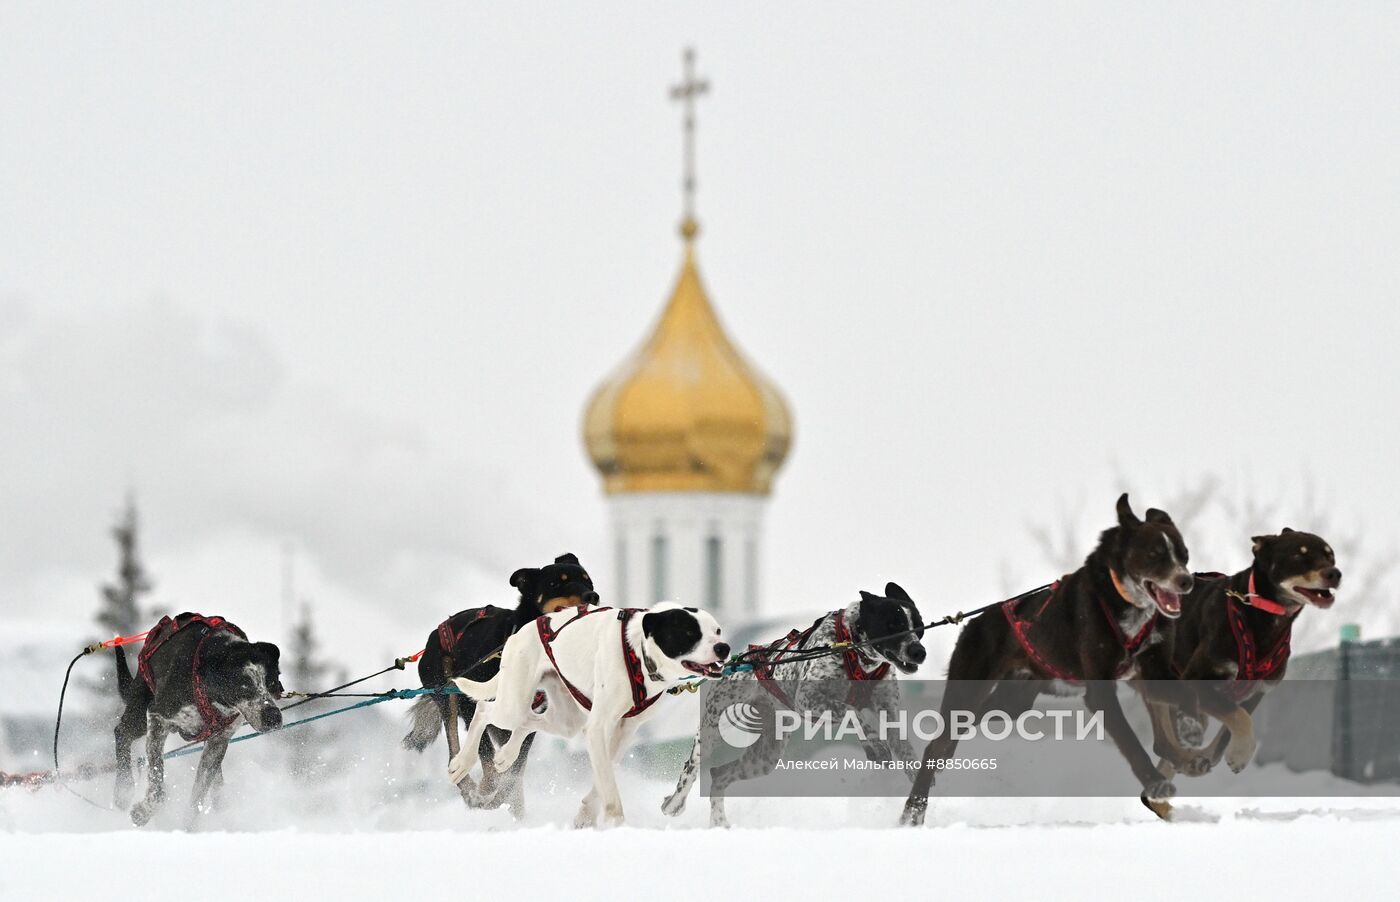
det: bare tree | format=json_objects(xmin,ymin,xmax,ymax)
[{"xmin": 1019, "ymin": 471, "xmax": 1397, "ymax": 652}]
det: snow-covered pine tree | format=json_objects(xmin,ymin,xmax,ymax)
[
  {"xmin": 286, "ymin": 603, "xmax": 341, "ymax": 783},
  {"xmin": 96, "ymin": 495, "xmax": 153, "ymax": 638}
]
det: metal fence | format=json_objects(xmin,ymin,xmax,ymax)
[{"xmin": 1256, "ymin": 633, "xmax": 1400, "ymax": 784}]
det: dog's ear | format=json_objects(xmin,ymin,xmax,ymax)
[
  {"xmin": 250, "ymin": 641, "xmax": 280, "ymax": 666},
  {"xmin": 1251, "ymin": 534, "xmax": 1279, "ymax": 555},
  {"xmin": 1145, "ymin": 508, "xmax": 1173, "ymax": 526},
  {"xmin": 858, "ymin": 590, "xmax": 879, "ymax": 602},
  {"xmin": 642, "ymin": 608, "xmax": 702, "ymax": 658},
  {"xmin": 554, "ymin": 553, "xmax": 580, "ymax": 565},
  {"xmin": 1116, "ymin": 493, "xmax": 1140, "ymax": 528},
  {"xmin": 510, "ymin": 567, "xmax": 541, "ymax": 598},
  {"xmin": 1281, "ymin": 527, "xmax": 1296, "ymax": 535},
  {"xmin": 884, "ymin": 582, "xmax": 911, "ymax": 602}
]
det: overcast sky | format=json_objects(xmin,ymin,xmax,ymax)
[{"xmin": 3, "ymin": 3, "xmax": 1397, "ymax": 666}]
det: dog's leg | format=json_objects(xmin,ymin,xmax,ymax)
[
  {"xmin": 476, "ymin": 727, "xmax": 505, "ymax": 805},
  {"xmin": 440, "ymin": 654, "xmax": 478, "ymax": 807},
  {"xmin": 581, "ymin": 719, "xmax": 628, "ymax": 828},
  {"xmin": 113, "ymin": 693, "xmax": 148, "ymax": 810},
  {"xmin": 860, "ymin": 682, "xmax": 919, "ymax": 780},
  {"xmin": 188, "ymin": 732, "xmax": 231, "ymax": 827},
  {"xmin": 1084, "ymin": 681, "xmax": 1175, "ymax": 804},
  {"xmin": 573, "ymin": 788, "xmax": 600, "ymax": 829},
  {"xmin": 708, "ymin": 712, "xmax": 784, "ymax": 828},
  {"xmin": 662, "ymin": 723, "xmax": 718, "ymax": 817},
  {"xmin": 1139, "ymin": 702, "xmax": 1187, "ymax": 820},
  {"xmin": 1145, "ymin": 700, "xmax": 1197, "ymax": 769},
  {"xmin": 901, "ymin": 678, "xmax": 997, "ymax": 827},
  {"xmin": 500, "ymin": 733, "xmax": 535, "ymax": 821},
  {"xmin": 491, "ymin": 723, "xmax": 536, "ymax": 773},
  {"xmin": 576, "ymin": 717, "xmax": 637, "ymax": 828},
  {"xmin": 447, "ymin": 701, "xmax": 494, "ymax": 790},
  {"xmin": 131, "ymin": 717, "xmax": 169, "ymax": 827},
  {"xmin": 1198, "ymin": 692, "xmax": 1262, "ymax": 773}
]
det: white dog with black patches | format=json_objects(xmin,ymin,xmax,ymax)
[{"xmin": 448, "ymin": 601, "xmax": 728, "ymax": 828}]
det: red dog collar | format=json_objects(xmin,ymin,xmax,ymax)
[{"xmin": 1227, "ymin": 572, "xmax": 1290, "ymax": 616}]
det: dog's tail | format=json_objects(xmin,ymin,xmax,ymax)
[
  {"xmin": 451, "ymin": 674, "xmax": 499, "ymax": 702},
  {"xmin": 114, "ymin": 645, "xmax": 134, "ymax": 700},
  {"xmin": 401, "ymin": 695, "xmax": 443, "ymax": 751}
]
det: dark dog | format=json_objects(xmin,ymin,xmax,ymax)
[
  {"xmin": 402, "ymin": 552, "xmax": 597, "ymax": 816},
  {"xmin": 900, "ymin": 494, "xmax": 1194, "ymax": 826},
  {"xmin": 1134, "ymin": 529, "xmax": 1341, "ymax": 817},
  {"xmin": 663, "ymin": 583, "xmax": 927, "ymax": 826},
  {"xmin": 113, "ymin": 613, "xmax": 283, "ymax": 827}
]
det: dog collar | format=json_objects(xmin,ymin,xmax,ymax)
[
  {"xmin": 1226, "ymin": 572, "xmax": 1291, "ymax": 616},
  {"xmin": 1108, "ymin": 569, "xmax": 1134, "ymax": 605}
]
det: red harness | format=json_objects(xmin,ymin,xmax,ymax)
[
  {"xmin": 437, "ymin": 607, "xmax": 493, "ymax": 654},
  {"xmin": 834, "ymin": 611, "xmax": 891, "ymax": 682},
  {"xmin": 137, "ymin": 613, "xmax": 247, "ymax": 742},
  {"xmin": 749, "ymin": 610, "xmax": 890, "ymax": 708},
  {"xmin": 1225, "ymin": 572, "xmax": 1297, "ymax": 696},
  {"xmin": 535, "ymin": 606, "xmax": 661, "ymax": 719},
  {"xmin": 1003, "ymin": 576, "xmax": 1157, "ymax": 683}
]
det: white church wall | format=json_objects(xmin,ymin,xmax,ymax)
[{"xmin": 605, "ymin": 492, "xmax": 766, "ymax": 622}]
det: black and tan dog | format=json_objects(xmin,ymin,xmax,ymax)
[
  {"xmin": 900, "ymin": 494, "xmax": 1194, "ymax": 826},
  {"xmin": 402, "ymin": 552, "xmax": 597, "ymax": 816},
  {"xmin": 1134, "ymin": 529, "xmax": 1341, "ymax": 817},
  {"xmin": 114, "ymin": 613, "xmax": 283, "ymax": 827}
]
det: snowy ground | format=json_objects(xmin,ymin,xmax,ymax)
[{"xmin": 5, "ymin": 706, "xmax": 1399, "ymax": 900}]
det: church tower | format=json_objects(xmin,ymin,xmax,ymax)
[{"xmin": 582, "ymin": 49, "xmax": 792, "ymax": 620}]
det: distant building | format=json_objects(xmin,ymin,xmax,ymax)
[{"xmin": 582, "ymin": 51, "xmax": 792, "ymax": 624}]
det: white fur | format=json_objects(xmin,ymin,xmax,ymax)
[{"xmin": 446, "ymin": 602, "xmax": 726, "ymax": 828}]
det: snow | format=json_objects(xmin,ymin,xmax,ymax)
[
  {"xmin": 1, "ymin": 812, "xmax": 1395, "ymax": 901},
  {"xmin": 4, "ymin": 703, "xmax": 1399, "ymax": 901}
]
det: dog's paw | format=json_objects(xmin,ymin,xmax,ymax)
[
  {"xmin": 114, "ymin": 784, "xmax": 134, "ymax": 811},
  {"xmin": 446, "ymin": 752, "xmax": 474, "ymax": 787},
  {"xmin": 600, "ymin": 804, "xmax": 625, "ymax": 829},
  {"xmin": 572, "ymin": 805, "xmax": 597, "ymax": 830},
  {"xmin": 1182, "ymin": 754, "xmax": 1214, "ymax": 777},
  {"xmin": 1174, "ymin": 711, "xmax": 1206, "ymax": 747},
  {"xmin": 1226, "ymin": 735, "xmax": 1257, "ymax": 773},
  {"xmin": 130, "ymin": 799, "xmax": 158, "ymax": 827},
  {"xmin": 1143, "ymin": 778, "xmax": 1176, "ymax": 803},
  {"xmin": 661, "ymin": 791, "xmax": 687, "ymax": 817},
  {"xmin": 899, "ymin": 799, "xmax": 927, "ymax": 827},
  {"xmin": 1139, "ymin": 792, "xmax": 1174, "ymax": 821}
]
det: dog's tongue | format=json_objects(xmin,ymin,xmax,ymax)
[
  {"xmin": 1150, "ymin": 585, "xmax": 1182, "ymax": 616},
  {"xmin": 1298, "ymin": 587, "xmax": 1335, "ymax": 608}
]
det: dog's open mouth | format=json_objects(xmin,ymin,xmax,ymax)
[
  {"xmin": 1295, "ymin": 586, "xmax": 1335, "ymax": 608},
  {"xmin": 1145, "ymin": 582, "xmax": 1182, "ymax": 618},
  {"xmin": 683, "ymin": 660, "xmax": 724, "ymax": 678}
]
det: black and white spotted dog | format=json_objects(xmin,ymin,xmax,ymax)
[
  {"xmin": 662, "ymin": 583, "xmax": 926, "ymax": 827},
  {"xmin": 113, "ymin": 613, "xmax": 283, "ymax": 827}
]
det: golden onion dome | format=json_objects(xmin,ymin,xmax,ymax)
[{"xmin": 583, "ymin": 220, "xmax": 792, "ymax": 495}]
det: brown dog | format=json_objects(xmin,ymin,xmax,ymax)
[
  {"xmin": 1134, "ymin": 529, "xmax": 1341, "ymax": 818},
  {"xmin": 900, "ymin": 494, "xmax": 1194, "ymax": 826}
]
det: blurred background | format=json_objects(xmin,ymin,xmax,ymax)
[{"xmin": 3, "ymin": 3, "xmax": 1398, "ymax": 762}]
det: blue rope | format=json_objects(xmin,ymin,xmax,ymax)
[
  {"xmin": 161, "ymin": 669, "xmax": 757, "ymax": 762},
  {"xmin": 163, "ymin": 686, "xmax": 460, "ymax": 760}
]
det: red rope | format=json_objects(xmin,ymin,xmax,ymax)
[{"xmin": 98, "ymin": 629, "xmax": 151, "ymax": 649}]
